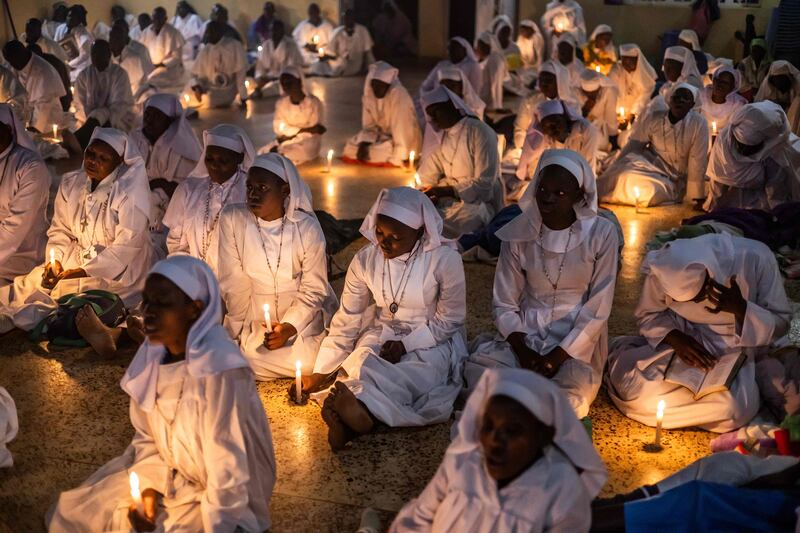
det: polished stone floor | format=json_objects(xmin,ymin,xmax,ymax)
[{"xmin": 0, "ymin": 65, "xmax": 794, "ymax": 532}]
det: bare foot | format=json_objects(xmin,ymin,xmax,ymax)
[
  {"xmin": 126, "ymin": 314, "xmax": 146, "ymax": 345},
  {"xmin": 331, "ymin": 381, "xmax": 374, "ymax": 434},
  {"xmin": 75, "ymin": 305, "xmax": 119, "ymax": 357},
  {"xmin": 321, "ymin": 396, "xmax": 352, "ymax": 451}
]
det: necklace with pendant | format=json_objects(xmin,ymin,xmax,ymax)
[{"xmin": 381, "ymin": 240, "xmax": 420, "ymax": 317}]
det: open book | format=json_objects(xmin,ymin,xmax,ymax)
[{"xmin": 664, "ymin": 350, "xmax": 747, "ymax": 400}]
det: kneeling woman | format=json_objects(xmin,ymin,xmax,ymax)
[
  {"xmin": 0, "ymin": 128, "xmax": 153, "ymax": 334},
  {"xmin": 47, "ymin": 255, "xmax": 276, "ymax": 531},
  {"xmin": 467, "ymin": 149, "xmax": 619, "ymax": 418},
  {"xmin": 303, "ymin": 187, "xmax": 467, "ymax": 450},
  {"xmin": 390, "ymin": 368, "xmax": 607, "ymax": 532},
  {"xmin": 218, "ymin": 153, "xmax": 338, "ymax": 379}
]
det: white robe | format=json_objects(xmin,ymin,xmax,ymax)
[
  {"xmin": 219, "ymin": 205, "xmax": 337, "ymax": 379},
  {"xmin": 513, "ymin": 93, "xmax": 580, "ymax": 151},
  {"xmin": 140, "ymin": 24, "xmax": 186, "ymax": 92},
  {"xmin": 114, "ymin": 41, "xmax": 155, "ymax": 105},
  {"xmin": 189, "ymin": 37, "xmax": 248, "ymax": 108},
  {"xmin": 466, "ymin": 217, "xmax": 619, "ymax": 418},
  {"xmin": 254, "ymin": 36, "xmax": 304, "ymax": 84},
  {"xmin": 74, "ymin": 64, "xmax": 137, "ymax": 132},
  {"xmin": 14, "ymin": 54, "xmax": 68, "ymax": 132},
  {"xmin": 292, "ymin": 19, "xmax": 334, "ymax": 67},
  {"xmin": 606, "ymin": 236, "xmax": 791, "ymax": 432},
  {"xmin": 609, "ymin": 63, "xmax": 656, "ymax": 118},
  {"xmin": 580, "ymin": 85, "xmax": 620, "ymax": 145},
  {"xmin": 598, "ymin": 108, "xmax": 709, "ymax": 206},
  {"xmin": 417, "ymin": 117, "xmax": 502, "ymax": 238},
  {"xmin": 21, "ymin": 34, "xmax": 68, "ymax": 62},
  {"xmin": 479, "ymin": 52, "xmax": 507, "ymax": 110},
  {"xmin": 738, "ymin": 57, "xmax": 770, "ymax": 95},
  {"xmin": 129, "ymin": 129, "xmax": 199, "ymax": 185},
  {"xmin": 261, "ymin": 94, "xmax": 324, "ymax": 166},
  {"xmin": 0, "ymin": 387, "xmax": 16, "ymax": 468},
  {"xmin": 0, "ymin": 165, "xmax": 154, "ymax": 329},
  {"xmin": 390, "ymin": 446, "xmax": 592, "ymax": 533},
  {"xmin": 420, "ymin": 59, "xmax": 483, "ymax": 101},
  {"xmin": 47, "ymin": 365, "xmax": 275, "ymax": 532},
  {"xmin": 53, "ymin": 23, "xmax": 94, "ymax": 81},
  {"xmin": 0, "ymin": 142, "xmax": 50, "ymax": 286},
  {"xmin": 344, "ymin": 81, "xmax": 422, "ymax": 166},
  {"xmin": 310, "ymin": 24, "xmax": 374, "ymax": 77},
  {"xmin": 42, "ymin": 20, "xmax": 60, "ymax": 40},
  {"xmin": 699, "ymin": 87, "xmax": 747, "ymax": 140},
  {"xmin": 313, "ymin": 243, "xmax": 467, "ymax": 427},
  {"xmin": 162, "ymin": 170, "xmax": 247, "ymax": 276},
  {"xmin": 0, "ymin": 65, "xmax": 27, "ymax": 120},
  {"xmin": 541, "ymin": 0, "xmax": 587, "ymax": 51},
  {"xmin": 171, "ymin": 13, "xmax": 205, "ymax": 62}
]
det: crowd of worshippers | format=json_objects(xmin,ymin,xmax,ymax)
[{"xmin": 0, "ymin": 0, "xmax": 800, "ymax": 531}]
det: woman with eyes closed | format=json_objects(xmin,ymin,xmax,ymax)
[
  {"xmin": 300, "ymin": 187, "xmax": 467, "ymax": 451},
  {"xmin": 217, "ymin": 153, "xmax": 337, "ymax": 380},
  {"xmin": 467, "ymin": 149, "xmax": 619, "ymax": 419}
]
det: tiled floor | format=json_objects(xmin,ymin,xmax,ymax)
[{"xmin": 1, "ymin": 64, "xmax": 792, "ymax": 532}]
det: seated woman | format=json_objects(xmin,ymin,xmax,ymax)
[
  {"xmin": 512, "ymin": 19, "xmax": 545, "ymax": 92},
  {"xmin": 186, "ymin": 21, "xmax": 248, "ymax": 109},
  {"xmin": 419, "ymin": 37, "xmax": 482, "ymax": 98},
  {"xmin": 704, "ymin": 102, "xmax": 799, "ymax": 212},
  {"xmin": 609, "ymin": 44, "xmax": 657, "ymax": 127},
  {"xmin": 492, "ymin": 16, "xmax": 524, "ymax": 96},
  {"xmin": 541, "ymin": 0, "xmax": 586, "ymax": 55},
  {"xmin": 554, "ymin": 33, "xmax": 586, "ymax": 87},
  {"xmin": 659, "ymin": 46, "xmax": 703, "ymax": 101},
  {"xmin": 310, "ymin": 9, "xmax": 374, "ymax": 78},
  {"xmin": 300, "ymin": 187, "xmax": 467, "ymax": 450},
  {"xmin": 678, "ymin": 28, "xmax": 709, "ymax": 75},
  {"xmin": 738, "ymin": 38, "xmax": 771, "ymax": 99},
  {"xmin": 0, "ymin": 128, "xmax": 153, "ymax": 336},
  {"xmin": 598, "ymin": 83, "xmax": 708, "ymax": 207},
  {"xmin": 606, "ymin": 233, "xmax": 791, "ymax": 432},
  {"xmin": 417, "ymin": 87, "xmax": 502, "ymax": 238},
  {"xmin": 700, "ymin": 65, "xmax": 746, "ymax": 140},
  {"xmin": 343, "ymin": 61, "xmax": 421, "ymax": 167},
  {"xmin": 474, "ymin": 32, "xmax": 508, "ymax": 113},
  {"xmin": 218, "ymin": 154, "xmax": 338, "ymax": 380},
  {"xmin": 390, "ymin": 368, "xmax": 607, "ymax": 532},
  {"xmin": 578, "ymin": 69, "xmax": 620, "ymax": 151},
  {"xmin": 163, "ymin": 124, "xmax": 254, "ymax": 276},
  {"xmin": 582, "ymin": 24, "xmax": 616, "ymax": 75},
  {"xmin": 755, "ymin": 60, "xmax": 800, "ymax": 136},
  {"xmin": 259, "ymin": 66, "xmax": 326, "ymax": 166},
  {"xmin": 468, "ymin": 150, "xmax": 618, "ymax": 418},
  {"xmin": 47, "ymin": 255, "xmax": 276, "ymax": 531},
  {"xmin": 253, "ymin": 20, "xmax": 304, "ymax": 98}
]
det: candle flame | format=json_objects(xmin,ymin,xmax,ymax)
[
  {"xmin": 327, "ymin": 149, "xmax": 334, "ymax": 162},
  {"xmin": 278, "ymin": 122, "xmax": 285, "ymax": 133},
  {"xmin": 52, "ymin": 124, "xmax": 58, "ymax": 139},
  {"xmin": 556, "ymin": 22, "xmax": 564, "ymax": 31},
  {"xmin": 295, "ymin": 360, "xmax": 302, "ymax": 372},
  {"xmin": 49, "ymin": 248, "xmax": 55, "ymax": 266},
  {"xmin": 130, "ymin": 472, "xmax": 141, "ymax": 501},
  {"xmin": 633, "ymin": 186, "xmax": 641, "ymax": 199},
  {"xmin": 318, "ymin": 46, "xmax": 325, "ymax": 57},
  {"xmin": 712, "ymin": 121, "xmax": 717, "ymax": 134},
  {"xmin": 245, "ymin": 80, "xmax": 250, "ymax": 89},
  {"xmin": 656, "ymin": 399, "xmax": 665, "ymax": 420},
  {"xmin": 414, "ymin": 172, "xmax": 421, "ymax": 187},
  {"xmin": 595, "ymin": 65, "xmax": 601, "ymax": 73},
  {"xmin": 312, "ymin": 35, "xmax": 319, "ymax": 44},
  {"xmin": 183, "ymin": 94, "xmax": 190, "ymax": 103},
  {"xmin": 618, "ymin": 106, "xmax": 625, "ymax": 118},
  {"xmin": 326, "ymin": 180, "xmax": 335, "ymax": 196},
  {"xmin": 70, "ymin": 85, "xmax": 74, "ymax": 95},
  {"xmin": 257, "ymin": 45, "xmax": 263, "ymax": 52}
]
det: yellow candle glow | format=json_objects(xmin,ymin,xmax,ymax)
[
  {"xmin": 69, "ymin": 85, "xmax": 74, "ymax": 95},
  {"xmin": 326, "ymin": 149, "xmax": 334, "ymax": 172},
  {"xmin": 311, "ymin": 34, "xmax": 320, "ymax": 44},
  {"xmin": 257, "ymin": 45, "xmax": 263, "ymax": 52},
  {"xmin": 408, "ymin": 150, "xmax": 415, "ymax": 171},
  {"xmin": 245, "ymin": 79, "xmax": 250, "ymax": 89},
  {"xmin": 634, "ymin": 186, "xmax": 642, "ymax": 213},
  {"xmin": 318, "ymin": 46, "xmax": 325, "ymax": 58},
  {"xmin": 52, "ymin": 124, "xmax": 58, "ymax": 140},
  {"xmin": 556, "ymin": 22, "xmax": 564, "ymax": 32},
  {"xmin": 618, "ymin": 106, "xmax": 625, "ymax": 119},
  {"xmin": 130, "ymin": 471, "xmax": 143, "ymax": 514},
  {"xmin": 326, "ymin": 179, "xmax": 335, "ymax": 197},
  {"xmin": 183, "ymin": 94, "xmax": 190, "ymax": 104},
  {"xmin": 712, "ymin": 121, "xmax": 717, "ymax": 135},
  {"xmin": 414, "ymin": 172, "xmax": 421, "ymax": 188},
  {"xmin": 295, "ymin": 360, "xmax": 302, "ymax": 404},
  {"xmin": 263, "ymin": 303, "xmax": 272, "ymax": 333},
  {"xmin": 654, "ymin": 399, "xmax": 665, "ymax": 446},
  {"xmin": 595, "ymin": 65, "xmax": 601, "ymax": 73},
  {"xmin": 49, "ymin": 248, "xmax": 55, "ymax": 268},
  {"xmin": 278, "ymin": 122, "xmax": 285, "ymax": 134}
]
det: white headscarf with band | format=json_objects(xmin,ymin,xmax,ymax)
[
  {"xmin": 579, "ymin": 69, "xmax": 616, "ymax": 92},
  {"xmin": 420, "ymin": 85, "xmax": 476, "ymax": 151},
  {"xmin": 191, "ymin": 123, "xmax": 255, "ymax": 178},
  {"xmin": 498, "ymin": 148, "xmax": 598, "ymax": 252},
  {"xmin": 449, "ymin": 367, "xmax": 607, "ymax": 497},
  {"xmin": 538, "ymin": 59, "xmax": 579, "ymax": 106},
  {"xmin": 450, "ymin": 36, "xmax": 478, "ymax": 63},
  {"xmin": 359, "ymin": 186, "xmax": 452, "ymax": 253},
  {"xmin": 555, "ymin": 32, "xmax": 578, "ymax": 60},
  {"xmin": 476, "ymin": 31, "xmax": 502, "ymax": 54},
  {"xmin": 590, "ymin": 24, "xmax": 612, "ymax": 42},
  {"xmin": 667, "ymin": 81, "xmax": 701, "ymax": 109},
  {"xmin": 663, "ymin": 46, "xmax": 701, "ymax": 83},
  {"xmin": 121, "ymin": 254, "xmax": 251, "ymax": 411},
  {"xmin": 619, "ymin": 43, "xmax": 657, "ymax": 82},
  {"xmin": 143, "ymin": 93, "xmax": 202, "ymax": 161},
  {"xmin": 490, "ymin": 14, "xmax": 513, "ymax": 36},
  {"xmin": 678, "ymin": 29, "xmax": 701, "ymax": 52},
  {"xmin": 436, "ymin": 65, "xmax": 486, "ymax": 119},
  {"xmin": 278, "ymin": 64, "xmax": 306, "ymax": 96},
  {"xmin": 0, "ymin": 104, "xmax": 37, "ymax": 152},
  {"xmin": 249, "ymin": 153, "xmax": 313, "ymax": 222}
]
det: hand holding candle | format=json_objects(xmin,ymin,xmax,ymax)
[
  {"xmin": 263, "ymin": 303, "xmax": 273, "ymax": 333},
  {"xmin": 295, "ymin": 360, "xmax": 303, "ymax": 404}
]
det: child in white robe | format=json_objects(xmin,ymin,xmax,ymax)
[
  {"xmin": 187, "ymin": 21, "xmax": 248, "ymax": 109},
  {"xmin": 420, "ymin": 37, "xmax": 483, "ymax": 98},
  {"xmin": 704, "ymin": 101, "xmax": 800, "ymax": 211},
  {"xmin": 598, "ymin": 83, "xmax": 708, "ymax": 206},
  {"xmin": 418, "ymin": 87, "xmax": 502, "ymax": 238},
  {"xmin": 310, "ymin": 10, "xmax": 374, "ymax": 78},
  {"xmin": 700, "ymin": 65, "xmax": 746, "ymax": 140},
  {"xmin": 253, "ymin": 20, "xmax": 304, "ymax": 97},
  {"xmin": 0, "ymin": 105, "xmax": 50, "ymax": 286},
  {"xmin": 391, "ymin": 368, "xmax": 607, "ymax": 532},
  {"xmin": 606, "ymin": 233, "xmax": 791, "ymax": 432},
  {"xmin": 468, "ymin": 149, "xmax": 618, "ymax": 419},
  {"xmin": 578, "ymin": 69, "xmax": 620, "ymax": 150},
  {"xmin": 140, "ymin": 9, "xmax": 185, "ymax": 92},
  {"xmin": 292, "ymin": 3, "xmax": 335, "ymax": 68},
  {"xmin": 163, "ymin": 124, "xmax": 253, "ymax": 276},
  {"xmin": 47, "ymin": 254, "xmax": 275, "ymax": 532},
  {"xmin": 608, "ymin": 44, "xmax": 657, "ymax": 144},
  {"xmin": 755, "ymin": 60, "xmax": 800, "ymax": 136},
  {"xmin": 474, "ymin": 31, "xmax": 508, "ymax": 112},
  {"xmin": 303, "ymin": 187, "xmax": 467, "ymax": 450},
  {"xmin": 344, "ymin": 61, "xmax": 421, "ymax": 167},
  {"xmin": 259, "ymin": 66, "xmax": 325, "ymax": 166},
  {"xmin": 219, "ymin": 154, "xmax": 337, "ymax": 379},
  {"xmin": 0, "ymin": 128, "xmax": 154, "ymax": 334}
]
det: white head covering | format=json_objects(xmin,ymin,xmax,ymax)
[
  {"xmin": 359, "ymin": 186, "xmax": 452, "ymax": 253},
  {"xmin": 476, "ymin": 31, "xmax": 502, "ymax": 55},
  {"xmin": 755, "ymin": 60, "xmax": 800, "ymax": 102},
  {"xmin": 120, "ymin": 254, "xmax": 251, "ymax": 411},
  {"xmin": 678, "ymin": 29, "xmax": 701, "ymax": 52},
  {"xmin": 663, "ymin": 46, "xmax": 701, "ymax": 82},
  {"xmin": 279, "ymin": 64, "xmax": 307, "ymax": 96},
  {"xmin": 667, "ymin": 81, "xmax": 701, "ymax": 110},
  {"xmin": 497, "ymin": 149, "xmax": 597, "ymax": 252},
  {"xmin": 88, "ymin": 127, "xmax": 141, "ymax": 166},
  {"xmin": 490, "ymin": 14, "xmax": 513, "ymax": 36},
  {"xmin": 449, "ymin": 368, "xmax": 607, "ymax": 497},
  {"xmin": 143, "ymin": 93, "xmax": 202, "ymax": 162},
  {"xmin": 618, "ymin": 44, "xmax": 657, "ymax": 90},
  {"xmin": 535, "ymin": 98, "xmax": 582, "ymax": 122},
  {"xmin": 435, "ymin": 65, "xmax": 486, "ymax": 119},
  {"xmin": 366, "ymin": 60, "xmax": 399, "ymax": 89},
  {"xmin": 555, "ymin": 32, "xmax": 577, "ymax": 57},
  {"xmin": 590, "ymin": 24, "xmax": 612, "ymax": 42},
  {"xmin": 0, "ymin": 103, "xmax": 37, "ymax": 152},
  {"xmin": 520, "ymin": 19, "xmax": 540, "ymax": 33},
  {"xmin": 579, "ymin": 69, "xmax": 615, "ymax": 92},
  {"xmin": 450, "ymin": 36, "xmax": 478, "ymax": 63},
  {"xmin": 191, "ymin": 124, "xmax": 255, "ymax": 178},
  {"xmin": 249, "ymin": 153, "xmax": 313, "ymax": 222},
  {"xmin": 538, "ymin": 59, "xmax": 579, "ymax": 105},
  {"xmin": 420, "ymin": 84, "xmax": 476, "ymax": 130},
  {"xmin": 712, "ymin": 65, "xmax": 742, "ymax": 93}
]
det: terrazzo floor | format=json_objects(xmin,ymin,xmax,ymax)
[{"xmin": 1, "ymin": 63, "xmax": 795, "ymax": 532}]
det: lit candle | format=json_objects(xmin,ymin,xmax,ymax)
[
  {"xmin": 408, "ymin": 150, "xmax": 415, "ymax": 171},
  {"xmin": 618, "ymin": 106, "xmax": 625, "ymax": 119},
  {"xmin": 414, "ymin": 172, "xmax": 421, "ymax": 188},
  {"xmin": 245, "ymin": 79, "xmax": 250, "ymax": 90},
  {"xmin": 556, "ymin": 21, "xmax": 564, "ymax": 32},
  {"xmin": 711, "ymin": 121, "xmax": 717, "ymax": 135},
  {"xmin": 49, "ymin": 248, "xmax": 55, "ymax": 268},
  {"xmin": 129, "ymin": 471, "xmax": 143, "ymax": 515},
  {"xmin": 69, "ymin": 85, "xmax": 74, "ymax": 96},
  {"xmin": 278, "ymin": 122, "xmax": 285, "ymax": 134},
  {"xmin": 257, "ymin": 45, "xmax": 263, "ymax": 52},
  {"xmin": 633, "ymin": 186, "xmax": 642, "ymax": 213},
  {"xmin": 595, "ymin": 65, "xmax": 601, "ymax": 73},
  {"xmin": 318, "ymin": 46, "xmax": 325, "ymax": 58},
  {"xmin": 326, "ymin": 149, "xmax": 334, "ymax": 172},
  {"xmin": 183, "ymin": 94, "xmax": 190, "ymax": 104},
  {"xmin": 654, "ymin": 400, "xmax": 665, "ymax": 447},
  {"xmin": 263, "ymin": 303, "xmax": 272, "ymax": 334},
  {"xmin": 52, "ymin": 124, "xmax": 58, "ymax": 140},
  {"xmin": 311, "ymin": 34, "xmax": 320, "ymax": 45},
  {"xmin": 295, "ymin": 360, "xmax": 302, "ymax": 404}
]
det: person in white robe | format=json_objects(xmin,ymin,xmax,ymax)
[
  {"xmin": 292, "ymin": 3, "xmax": 334, "ymax": 67},
  {"xmin": 91, "ymin": 6, "xmax": 136, "ymax": 41},
  {"xmin": 599, "ymin": 83, "xmax": 709, "ymax": 207},
  {"xmin": 738, "ymin": 38, "xmax": 771, "ymax": 97},
  {"xmin": 755, "ymin": 60, "xmax": 800, "ymax": 137},
  {"xmin": 23, "ymin": 18, "xmax": 68, "ymax": 62},
  {"xmin": 47, "ymin": 254, "xmax": 275, "ymax": 532},
  {"xmin": 163, "ymin": 124, "xmax": 253, "ymax": 276},
  {"xmin": 128, "ymin": 14, "xmax": 151, "ymax": 43},
  {"xmin": 310, "ymin": 10, "xmax": 374, "ymax": 77},
  {"xmin": 303, "ymin": 187, "xmax": 467, "ymax": 449},
  {"xmin": 582, "ymin": 24, "xmax": 616, "ymax": 75},
  {"xmin": 43, "ymin": 3, "xmax": 68, "ymax": 40},
  {"xmin": 579, "ymin": 69, "xmax": 620, "ymax": 150},
  {"xmin": 171, "ymin": 1, "xmax": 205, "ymax": 63},
  {"xmin": 253, "ymin": 20, "xmax": 304, "ymax": 97},
  {"xmin": 391, "ymin": 368, "xmax": 607, "ymax": 532},
  {"xmin": 555, "ymin": 33, "xmax": 586, "ymax": 87},
  {"xmin": 417, "ymin": 87, "xmax": 501, "ymax": 238},
  {"xmin": 541, "ymin": 0, "xmax": 587, "ymax": 56},
  {"xmin": 259, "ymin": 67, "xmax": 326, "ymax": 166},
  {"xmin": 606, "ymin": 233, "xmax": 791, "ymax": 432},
  {"xmin": 0, "ymin": 64, "xmax": 27, "ymax": 120},
  {"xmin": 492, "ymin": 16, "xmax": 522, "ymax": 68},
  {"xmin": 140, "ymin": 8, "xmax": 186, "ymax": 93},
  {"xmin": 0, "ymin": 128, "xmax": 153, "ymax": 334},
  {"xmin": 700, "ymin": 65, "xmax": 746, "ymax": 140},
  {"xmin": 109, "ymin": 23, "xmax": 155, "ymax": 107},
  {"xmin": 0, "ymin": 386, "xmax": 17, "ymax": 468},
  {"xmin": 344, "ymin": 61, "xmax": 421, "ymax": 167},
  {"xmin": 467, "ymin": 150, "xmax": 618, "ymax": 418},
  {"xmin": 704, "ymin": 101, "xmax": 800, "ymax": 212},
  {"xmin": 187, "ymin": 21, "xmax": 247, "ymax": 109},
  {"xmin": 419, "ymin": 37, "xmax": 483, "ymax": 99},
  {"xmin": 608, "ymin": 44, "xmax": 657, "ymax": 130},
  {"xmin": 219, "ymin": 154, "xmax": 338, "ymax": 379},
  {"xmin": 53, "ymin": 5, "xmax": 94, "ymax": 82},
  {"xmin": 513, "ymin": 19, "xmax": 545, "ymax": 93},
  {"xmin": 659, "ymin": 46, "xmax": 703, "ymax": 100},
  {"xmin": 0, "ymin": 105, "xmax": 50, "ymax": 286},
  {"xmin": 474, "ymin": 32, "xmax": 508, "ymax": 112}
]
